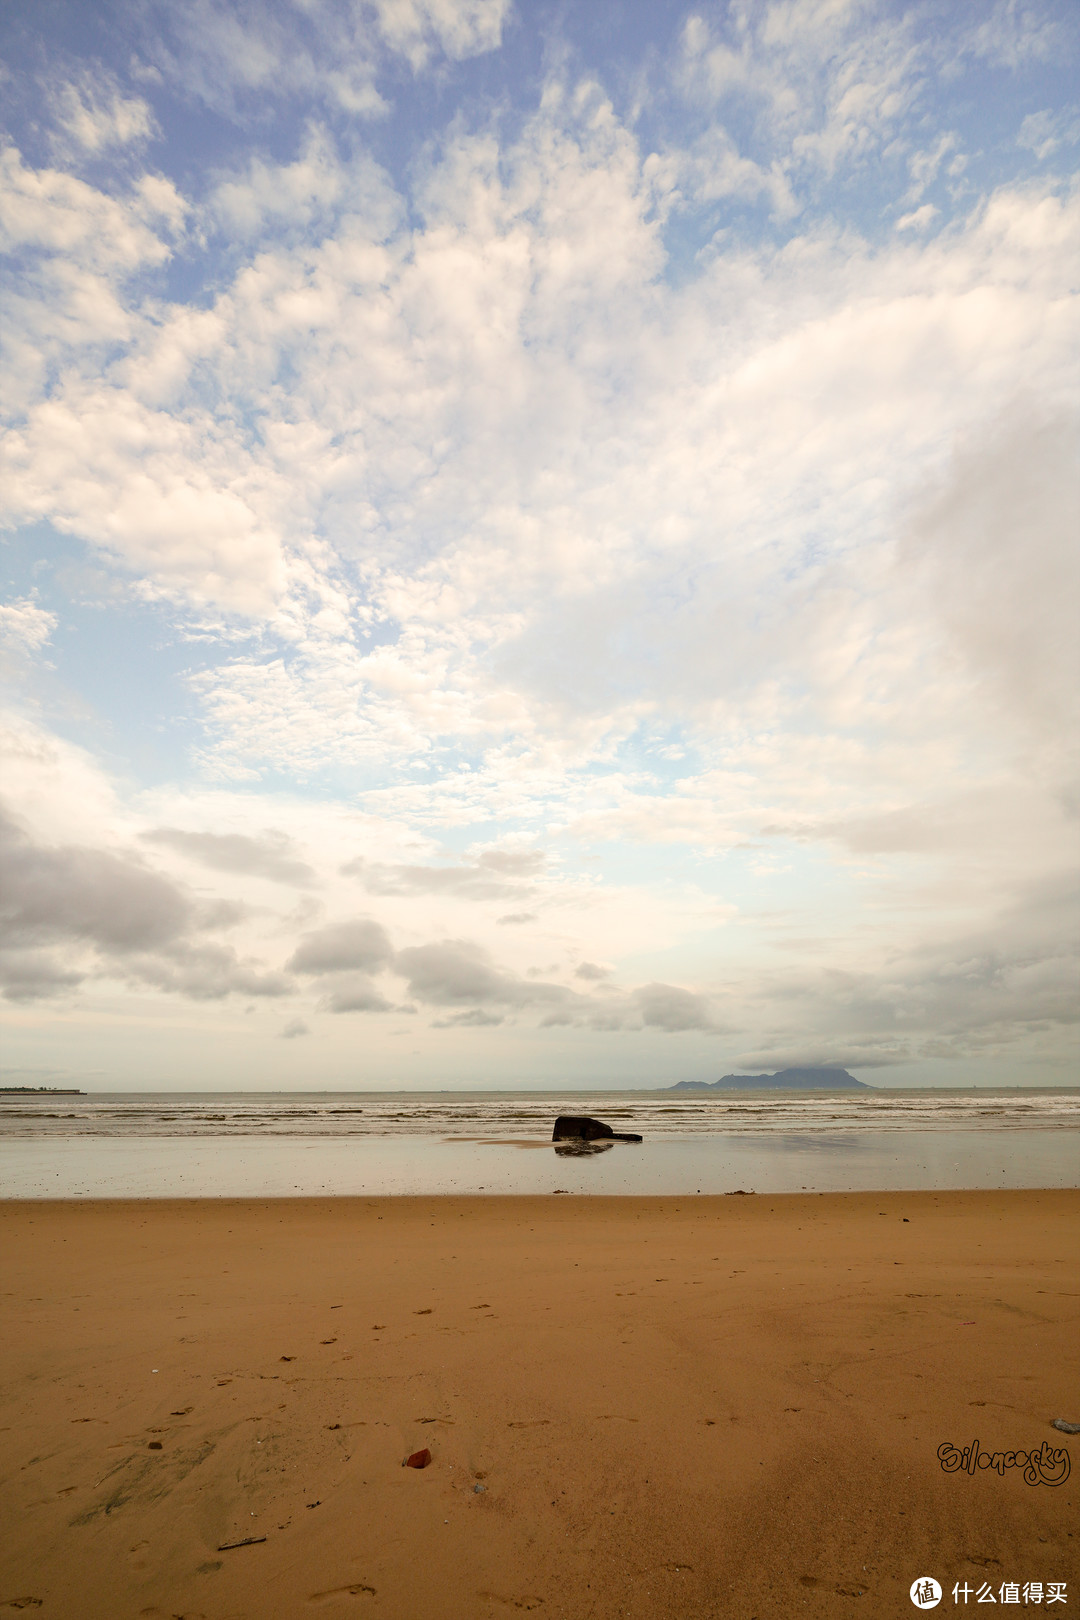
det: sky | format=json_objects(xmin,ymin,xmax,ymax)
[{"xmin": 0, "ymin": 0, "xmax": 1077, "ymax": 1092}]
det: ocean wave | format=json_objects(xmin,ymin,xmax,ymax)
[{"xmin": 1, "ymin": 1088, "xmax": 1077, "ymax": 1140}]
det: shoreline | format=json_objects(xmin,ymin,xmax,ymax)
[
  {"xmin": 2, "ymin": 1189, "xmax": 1077, "ymax": 1618},
  {"xmin": 2, "ymin": 1125, "xmax": 1076, "ymax": 1198}
]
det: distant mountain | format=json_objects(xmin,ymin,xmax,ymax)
[{"xmin": 670, "ymin": 1067, "xmax": 870, "ymax": 1091}]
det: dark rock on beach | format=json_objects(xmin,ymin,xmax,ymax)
[{"xmin": 552, "ymin": 1115, "xmax": 643, "ymax": 1143}]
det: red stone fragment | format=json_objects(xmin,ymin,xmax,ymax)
[{"xmin": 404, "ymin": 1448, "xmax": 432, "ymax": 1469}]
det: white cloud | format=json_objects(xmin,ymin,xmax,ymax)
[
  {"xmin": 317, "ymin": 971, "xmax": 396, "ymax": 1012},
  {"xmin": 0, "ymin": 147, "xmax": 184, "ymax": 269},
  {"xmin": 675, "ymin": 126, "xmax": 799, "ymax": 217},
  {"xmin": 962, "ymin": 0, "xmax": 1068, "ymax": 68},
  {"xmin": 342, "ymin": 848, "xmax": 543, "ymax": 898},
  {"xmin": 288, "ymin": 918, "xmax": 394, "ymax": 974},
  {"xmin": 54, "ymin": 148, "xmax": 1060, "ymax": 800},
  {"xmin": 208, "ymin": 126, "xmax": 400, "ymax": 242},
  {"xmin": 1018, "ymin": 107, "xmax": 1080, "ymax": 162},
  {"xmin": 51, "ymin": 75, "xmax": 157, "ymax": 155},
  {"xmin": 0, "ymin": 145, "xmax": 187, "ymax": 416},
  {"xmin": 141, "ymin": 827, "xmax": 318, "ymax": 886},
  {"xmin": 1, "ymin": 380, "xmax": 289, "ymax": 611},
  {"xmin": 0, "ymin": 716, "xmax": 126, "ymax": 846},
  {"xmin": 726, "ymin": 870, "xmax": 1080, "ymax": 1067},
  {"xmin": 0, "ymin": 800, "xmax": 290, "ymax": 1003},
  {"xmin": 370, "ymin": 0, "xmax": 509, "ymax": 68},
  {"xmin": 896, "ymin": 203, "xmax": 937, "ymax": 232},
  {"xmin": 139, "ymin": 0, "xmax": 510, "ymax": 120},
  {"xmin": 393, "ymin": 938, "xmax": 570, "ymax": 1009},
  {"xmin": 897, "ymin": 409, "xmax": 1080, "ymax": 742},
  {"xmin": 676, "ymin": 0, "xmax": 925, "ymax": 187},
  {"xmin": 0, "ymin": 597, "xmax": 56, "ymax": 654},
  {"xmin": 0, "ymin": 697, "xmax": 1074, "ymax": 1065},
  {"xmin": 903, "ymin": 133, "xmax": 960, "ymax": 204},
  {"xmin": 634, "ymin": 981, "xmax": 718, "ymax": 1032}
]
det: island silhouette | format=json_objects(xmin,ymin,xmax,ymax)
[{"xmin": 669, "ymin": 1067, "xmax": 870, "ymax": 1090}]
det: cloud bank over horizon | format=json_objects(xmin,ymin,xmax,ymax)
[{"xmin": 1, "ymin": 0, "xmax": 1077, "ymax": 1089}]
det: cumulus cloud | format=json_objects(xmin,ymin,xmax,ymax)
[
  {"xmin": 476, "ymin": 850, "xmax": 547, "ymax": 876},
  {"xmin": 143, "ymin": 827, "xmax": 317, "ymax": 886},
  {"xmin": 369, "ymin": 934, "xmax": 724, "ymax": 1035},
  {"xmin": 1, "ymin": 806, "xmax": 192, "ymax": 953},
  {"xmin": 288, "ymin": 918, "xmax": 395, "ymax": 974},
  {"xmin": 317, "ymin": 972, "xmax": 395, "ymax": 1013},
  {"xmin": 341, "ymin": 848, "xmax": 545, "ymax": 899},
  {"xmin": 393, "ymin": 939, "xmax": 570, "ymax": 1009},
  {"xmin": 124, "ymin": 941, "xmax": 291, "ymax": 1000},
  {"xmin": 284, "ymin": 921, "xmax": 726, "ymax": 1034},
  {"xmin": 0, "ymin": 806, "xmax": 289, "ymax": 1002},
  {"xmin": 431, "ymin": 1007, "xmax": 504, "ymax": 1027},
  {"xmin": 633, "ymin": 982, "xmax": 717, "ymax": 1033},
  {"xmin": 0, "ymin": 948, "xmax": 85, "ymax": 1002},
  {"xmin": 723, "ymin": 869, "xmax": 1080, "ymax": 1067},
  {"xmin": 574, "ymin": 961, "xmax": 610, "ymax": 980}
]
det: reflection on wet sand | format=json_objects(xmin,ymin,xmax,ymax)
[{"xmin": 1, "ymin": 1126, "xmax": 1076, "ymax": 1198}]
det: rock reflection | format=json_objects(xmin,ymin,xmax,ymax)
[{"xmin": 553, "ymin": 1140, "xmax": 615, "ymax": 1158}]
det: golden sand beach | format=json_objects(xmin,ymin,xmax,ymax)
[{"xmin": 1, "ymin": 1191, "xmax": 1077, "ymax": 1619}]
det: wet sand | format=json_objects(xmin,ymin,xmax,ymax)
[{"xmin": 1, "ymin": 1191, "xmax": 1077, "ymax": 1619}]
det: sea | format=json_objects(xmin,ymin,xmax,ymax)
[{"xmin": 0, "ymin": 1087, "xmax": 1077, "ymax": 1198}]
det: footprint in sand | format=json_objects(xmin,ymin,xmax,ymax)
[
  {"xmin": 136, "ymin": 1610, "xmax": 208, "ymax": 1618},
  {"xmin": 800, "ymin": 1575, "xmax": 865, "ymax": 1597},
  {"xmin": 307, "ymin": 1584, "xmax": 376, "ymax": 1604}
]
